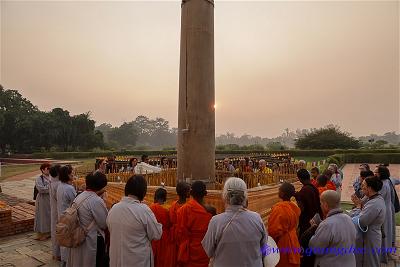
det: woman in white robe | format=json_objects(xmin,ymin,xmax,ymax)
[
  {"xmin": 354, "ymin": 176, "xmax": 386, "ymax": 267},
  {"xmin": 375, "ymin": 166, "xmax": 396, "ymax": 263},
  {"xmin": 49, "ymin": 164, "xmax": 61, "ymax": 260},
  {"xmin": 68, "ymin": 172, "xmax": 108, "ymax": 267},
  {"xmin": 34, "ymin": 163, "xmax": 51, "ymax": 240},
  {"xmin": 57, "ymin": 165, "xmax": 76, "ymax": 266},
  {"xmin": 107, "ymin": 175, "xmax": 162, "ymax": 267}
]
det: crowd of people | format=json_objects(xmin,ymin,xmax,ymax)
[
  {"xmin": 96, "ymin": 155, "xmax": 294, "ymax": 176},
  {"xmin": 267, "ymin": 163, "xmax": 398, "ymax": 267},
  {"xmin": 33, "ymin": 161, "xmax": 398, "ymax": 267}
]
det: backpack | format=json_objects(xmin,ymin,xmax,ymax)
[{"xmin": 56, "ymin": 194, "xmax": 96, "ymax": 248}]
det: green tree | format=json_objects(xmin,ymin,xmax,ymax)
[
  {"xmin": 295, "ymin": 126, "xmax": 360, "ymax": 149},
  {"xmin": 108, "ymin": 122, "xmax": 139, "ymax": 148},
  {"xmin": 0, "ymin": 85, "xmax": 39, "ymax": 153},
  {"xmin": 0, "ymin": 85, "xmax": 104, "ymax": 153},
  {"xmin": 266, "ymin": 142, "xmax": 287, "ymax": 150},
  {"xmin": 95, "ymin": 123, "xmax": 113, "ymax": 143}
]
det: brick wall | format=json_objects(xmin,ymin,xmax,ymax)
[{"xmin": 0, "ymin": 200, "xmax": 34, "ymax": 237}]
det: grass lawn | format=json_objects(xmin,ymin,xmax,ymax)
[
  {"xmin": 0, "ymin": 158, "xmax": 96, "ymax": 182},
  {"xmin": 341, "ymin": 202, "xmax": 400, "ymax": 226},
  {"xmin": 0, "ymin": 163, "xmax": 41, "ymax": 181},
  {"xmin": 73, "ymin": 158, "xmax": 96, "ymax": 176}
]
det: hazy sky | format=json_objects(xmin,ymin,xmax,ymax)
[{"xmin": 1, "ymin": 0, "xmax": 399, "ymax": 137}]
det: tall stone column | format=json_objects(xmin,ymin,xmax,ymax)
[{"xmin": 177, "ymin": 0, "xmax": 215, "ymax": 186}]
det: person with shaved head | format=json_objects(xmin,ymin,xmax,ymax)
[
  {"xmin": 309, "ymin": 190, "xmax": 356, "ymax": 267},
  {"xmin": 150, "ymin": 188, "xmax": 172, "ymax": 267},
  {"xmin": 268, "ymin": 182, "xmax": 301, "ymax": 267},
  {"xmin": 169, "ymin": 182, "xmax": 191, "ymax": 266},
  {"xmin": 176, "ymin": 181, "xmax": 215, "ymax": 267},
  {"xmin": 294, "ymin": 169, "xmax": 322, "ymax": 237}
]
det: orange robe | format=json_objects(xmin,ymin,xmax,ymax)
[
  {"xmin": 268, "ymin": 201, "xmax": 301, "ymax": 267},
  {"xmin": 311, "ymin": 178, "xmax": 317, "ymax": 186},
  {"xmin": 176, "ymin": 199, "xmax": 212, "ymax": 267},
  {"xmin": 169, "ymin": 200, "xmax": 184, "ymax": 267},
  {"xmin": 317, "ymin": 186, "xmax": 329, "ymax": 195},
  {"xmin": 312, "ymin": 179, "xmax": 336, "ymax": 191},
  {"xmin": 327, "ymin": 180, "xmax": 336, "ymax": 191},
  {"xmin": 150, "ymin": 203, "xmax": 173, "ymax": 267}
]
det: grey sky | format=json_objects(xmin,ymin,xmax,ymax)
[{"xmin": 1, "ymin": 0, "xmax": 399, "ymax": 137}]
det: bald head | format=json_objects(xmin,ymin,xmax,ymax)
[{"xmin": 320, "ymin": 190, "xmax": 340, "ymax": 209}]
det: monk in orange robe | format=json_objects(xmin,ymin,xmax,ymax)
[
  {"xmin": 268, "ymin": 182, "xmax": 301, "ymax": 267},
  {"xmin": 321, "ymin": 169, "xmax": 336, "ymax": 191},
  {"xmin": 169, "ymin": 182, "xmax": 191, "ymax": 267},
  {"xmin": 150, "ymin": 188, "xmax": 173, "ymax": 267},
  {"xmin": 176, "ymin": 181, "xmax": 214, "ymax": 267},
  {"xmin": 310, "ymin": 167, "xmax": 320, "ymax": 187},
  {"xmin": 312, "ymin": 173, "xmax": 336, "ymax": 191},
  {"xmin": 314, "ymin": 175, "xmax": 335, "ymax": 194},
  {"xmin": 326, "ymin": 180, "xmax": 336, "ymax": 191}
]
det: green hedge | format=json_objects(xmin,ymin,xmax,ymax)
[
  {"xmin": 217, "ymin": 149, "xmax": 399, "ymax": 157},
  {"xmin": 30, "ymin": 150, "xmax": 178, "ymax": 159},
  {"xmin": 327, "ymin": 153, "xmax": 400, "ymax": 166},
  {"xmin": 27, "ymin": 149, "xmax": 400, "ymax": 160}
]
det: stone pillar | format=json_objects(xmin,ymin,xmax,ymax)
[{"xmin": 177, "ymin": 0, "xmax": 215, "ymax": 187}]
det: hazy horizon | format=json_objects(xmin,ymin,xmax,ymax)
[{"xmin": 1, "ymin": 1, "xmax": 399, "ymax": 137}]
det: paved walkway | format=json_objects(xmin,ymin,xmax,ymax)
[
  {"xmin": 0, "ymin": 177, "xmax": 36, "ymax": 202},
  {"xmin": 2, "ymin": 170, "xmax": 41, "ymax": 182},
  {"xmin": 0, "ymin": 232, "xmax": 58, "ymax": 267}
]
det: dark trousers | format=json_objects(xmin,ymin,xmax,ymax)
[{"xmin": 96, "ymin": 235, "xmax": 109, "ymax": 267}]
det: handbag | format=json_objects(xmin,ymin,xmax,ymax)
[
  {"xmin": 263, "ymin": 235, "xmax": 280, "ymax": 267},
  {"xmin": 388, "ymin": 179, "xmax": 400, "ymax": 213}
]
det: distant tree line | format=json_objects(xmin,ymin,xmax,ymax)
[
  {"xmin": 0, "ymin": 85, "xmax": 103, "ymax": 153},
  {"xmin": 1, "ymin": 85, "xmax": 398, "ymax": 153},
  {"xmin": 216, "ymin": 126, "xmax": 399, "ymax": 150},
  {"xmin": 96, "ymin": 116, "xmax": 177, "ymax": 150}
]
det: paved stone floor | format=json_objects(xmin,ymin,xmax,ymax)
[{"xmin": 0, "ymin": 232, "xmax": 58, "ymax": 267}]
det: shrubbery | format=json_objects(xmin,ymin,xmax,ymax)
[
  {"xmin": 27, "ymin": 149, "xmax": 400, "ymax": 160},
  {"xmin": 327, "ymin": 153, "xmax": 400, "ymax": 166}
]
